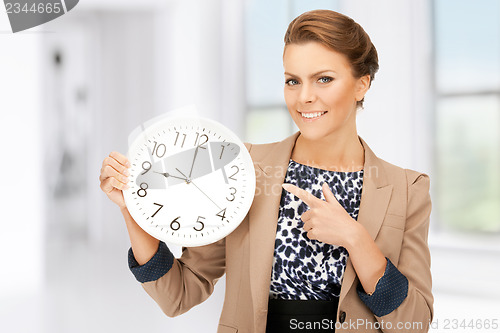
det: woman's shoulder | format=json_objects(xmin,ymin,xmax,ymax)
[
  {"xmin": 374, "ymin": 155, "xmax": 430, "ymax": 190},
  {"xmin": 243, "ymin": 133, "xmax": 300, "ymax": 164},
  {"xmin": 361, "ymin": 136, "xmax": 430, "ymax": 189}
]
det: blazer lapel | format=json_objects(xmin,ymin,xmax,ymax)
[
  {"xmin": 248, "ymin": 132, "xmax": 300, "ymax": 320},
  {"xmin": 338, "ymin": 137, "xmax": 393, "ymax": 306}
]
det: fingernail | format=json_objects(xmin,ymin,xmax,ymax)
[
  {"xmin": 122, "ymin": 176, "xmax": 129, "ymax": 182},
  {"xmin": 125, "ymin": 161, "xmax": 131, "ymax": 167},
  {"xmin": 124, "ymin": 184, "xmax": 130, "ymax": 190},
  {"xmin": 124, "ymin": 169, "xmax": 130, "ymax": 176}
]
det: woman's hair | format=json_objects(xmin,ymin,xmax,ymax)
[{"xmin": 284, "ymin": 10, "xmax": 379, "ymax": 108}]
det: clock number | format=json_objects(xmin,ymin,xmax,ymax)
[
  {"xmin": 216, "ymin": 208, "xmax": 227, "ymax": 221},
  {"xmin": 194, "ymin": 216, "xmax": 205, "ymax": 231},
  {"xmin": 141, "ymin": 161, "xmax": 152, "ymax": 175},
  {"xmin": 174, "ymin": 131, "xmax": 187, "ymax": 148},
  {"xmin": 197, "ymin": 134, "xmax": 208, "ymax": 149},
  {"xmin": 226, "ymin": 187, "xmax": 237, "ymax": 201},
  {"xmin": 151, "ymin": 203, "xmax": 163, "ymax": 217},
  {"xmin": 219, "ymin": 145, "xmax": 225, "ymax": 159},
  {"xmin": 137, "ymin": 183, "xmax": 148, "ymax": 197},
  {"xmin": 228, "ymin": 165, "xmax": 239, "ymax": 181},
  {"xmin": 152, "ymin": 141, "xmax": 166, "ymax": 158},
  {"xmin": 170, "ymin": 216, "xmax": 181, "ymax": 231},
  {"xmin": 193, "ymin": 132, "xmax": 199, "ymax": 146}
]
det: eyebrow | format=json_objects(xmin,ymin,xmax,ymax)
[{"xmin": 284, "ymin": 70, "xmax": 336, "ymax": 78}]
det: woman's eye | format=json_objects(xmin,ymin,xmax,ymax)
[
  {"xmin": 285, "ymin": 79, "xmax": 299, "ymax": 86},
  {"xmin": 318, "ymin": 76, "xmax": 333, "ymax": 83}
]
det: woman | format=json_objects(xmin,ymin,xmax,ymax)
[{"xmin": 99, "ymin": 10, "xmax": 433, "ymax": 333}]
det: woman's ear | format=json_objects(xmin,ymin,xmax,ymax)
[{"xmin": 355, "ymin": 74, "xmax": 371, "ymax": 102}]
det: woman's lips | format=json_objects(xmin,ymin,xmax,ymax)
[{"xmin": 298, "ymin": 110, "xmax": 328, "ymax": 122}]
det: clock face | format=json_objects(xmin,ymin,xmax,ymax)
[{"xmin": 123, "ymin": 115, "xmax": 256, "ymax": 247}]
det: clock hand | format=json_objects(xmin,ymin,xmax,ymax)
[
  {"xmin": 154, "ymin": 171, "xmax": 188, "ymax": 182},
  {"xmin": 189, "ymin": 180, "xmax": 222, "ymax": 210},
  {"xmin": 175, "ymin": 168, "xmax": 190, "ymax": 182},
  {"xmin": 175, "ymin": 168, "xmax": 222, "ymax": 210},
  {"xmin": 188, "ymin": 145, "xmax": 199, "ymax": 179}
]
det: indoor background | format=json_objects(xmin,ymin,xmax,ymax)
[{"xmin": 1, "ymin": 0, "xmax": 499, "ymax": 332}]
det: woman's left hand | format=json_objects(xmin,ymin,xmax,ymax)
[{"xmin": 282, "ymin": 182, "xmax": 358, "ymax": 248}]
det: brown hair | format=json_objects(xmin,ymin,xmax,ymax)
[{"xmin": 284, "ymin": 10, "xmax": 379, "ymax": 107}]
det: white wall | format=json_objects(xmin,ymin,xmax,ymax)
[
  {"xmin": 0, "ymin": 12, "xmax": 43, "ymax": 297},
  {"xmin": 154, "ymin": 0, "xmax": 247, "ymax": 135}
]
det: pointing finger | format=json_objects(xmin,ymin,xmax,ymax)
[
  {"xmin": 322, "ymin": 182, "xmax": 337, "ymax": 204},
  {"xmin": 301, "ymin": 209, "xmax": 312, "ymax": 222},
  {"xmin": 282, "ymin": 183, "xmax": 321, "ymax": 207}
]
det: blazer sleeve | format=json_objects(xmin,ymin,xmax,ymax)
[
  {"xmin": 140, "ymin": 238, "xmax": 226, "ymax": 317},
  {"xmin": 374, "ymin": 171, "xmax": 434, "ymax": 331}
]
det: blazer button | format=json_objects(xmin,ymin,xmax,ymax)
[{"xmin": 339, "ymin": 311, "xmax": 346, "ymax": 323}]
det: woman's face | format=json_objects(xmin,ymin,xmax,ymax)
[{"xmin": 283, "ymin": 41, "xmax": 369, "ymax": 141}]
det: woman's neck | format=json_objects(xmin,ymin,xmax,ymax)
[{"xmin": 291, "ymin": 131, "xmax": 364, "ymax": 172}]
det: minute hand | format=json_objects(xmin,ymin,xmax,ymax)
[{"xmin": 188, "ymin": 145, "xmax": 199, "ymax": 179}]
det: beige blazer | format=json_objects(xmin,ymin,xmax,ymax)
[{"xmin": 141, "ymin": 132, "xmax": 433, "ymax": 333}]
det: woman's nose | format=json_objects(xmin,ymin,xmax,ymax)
[{"xmin": 298, "ymin": 83, "xmax": 316, "ymax": 104}]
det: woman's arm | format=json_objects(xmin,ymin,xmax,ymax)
[
  {"xmin": 344, "ymin": 223, "xmax": 387, "ymax": 294},
  {"xmin": 351, "ymin": 172, "xmax": 433, "ymax": 332},
  {"xmin": 367, "ymin": 172, "xmax": 433, "ymax": 330},
  {"xmin": 100, "ymin": 151, "xmax": 227, "ymax": 317},
  {"xmin": 121, "ymin": 206, "xmax": 160, "ymax": 265},
  {"xmin": 100, "ymin": 151, "xmax": 159, "ymax": 264}
]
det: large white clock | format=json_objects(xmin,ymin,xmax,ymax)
[{"xmin": 123, "ymin": 114, "xmax": 256, "ymax": 247}]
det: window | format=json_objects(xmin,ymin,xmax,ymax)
[{"xmin": 433, "ymin": 0, "xmax": 500, "ymax": 232}]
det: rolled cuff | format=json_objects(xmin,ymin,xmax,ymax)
[
  {"xmin": 128, "ymin": 241, "xmax": 174, "ymax": 283},
  {"xmin": 356, "ymin": 258, "xmax": 408, "ymax": 317}
]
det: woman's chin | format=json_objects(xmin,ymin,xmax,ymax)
[{"xmin": 296, "ymin": 127, "xmax": 331, "ymax": 142}]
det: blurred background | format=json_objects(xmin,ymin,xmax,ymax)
[{"xmin": 1, "ymin": 0, "xmax": 499, "ymax": 332}]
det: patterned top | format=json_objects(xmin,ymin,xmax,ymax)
[{"xmin": 269, "ymin": 159, "xmax": 364, "ymax": 300}]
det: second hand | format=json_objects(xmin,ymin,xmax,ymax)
[{"xmin": 175, "ymin": 168, "xmax": 222, "ymax": 210}]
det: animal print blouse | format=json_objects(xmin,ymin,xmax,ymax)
[{"xmin": 269, "ymin": 159, "xmax": 364, "ymax": 300}]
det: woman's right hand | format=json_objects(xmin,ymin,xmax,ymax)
[{"xmin": 99, "ymin": 151, "xmax": 131, "ymax": 210}]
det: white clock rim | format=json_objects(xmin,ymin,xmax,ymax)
[{"xmin": 122, "ymin": 115, "xmax": 256, "ymax": 247}]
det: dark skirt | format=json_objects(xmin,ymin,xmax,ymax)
[{"xmin": 266, "ymin": 298, "xmax": 338, "ymax": 332}]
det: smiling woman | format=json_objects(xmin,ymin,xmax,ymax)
[
  {"xmin": 262, "ymin": 10, "xmax": 432, "ymax": 332},
  {"xmin": 99, "ymin": 9, "xmax": 433, "ymax": 333},
  {"xmin": 282, "ymin": 10, "xmax": 378, "ymax": 172},
  {"xmin": 284, "ymin": 42, "xmax": 369, "ymax": 170},
  {"xmin": 283, "ymin": 9, "xmax": 379, "ymax": 109}
]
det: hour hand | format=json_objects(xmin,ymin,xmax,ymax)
[
  {"xmin": 154, "ymin": 171, "xmax": 187, "ymax": 181},
  {"xmin": 153, "ymin": 170, "xmax": 188, "ymax": 187}
]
